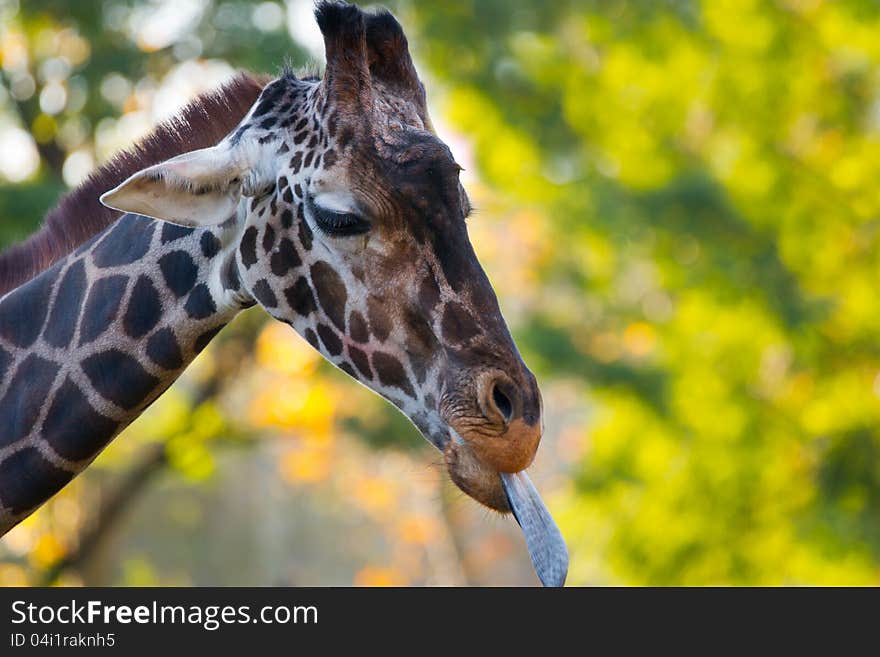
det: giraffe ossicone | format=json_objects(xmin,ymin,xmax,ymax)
[{"xmin": 0, "ymin": 1, "xmax": 567, "ymax": 586}]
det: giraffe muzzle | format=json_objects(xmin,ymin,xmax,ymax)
[{"xmin": 460, "ymin": 370, "xmax": 544, "ymax": 473}]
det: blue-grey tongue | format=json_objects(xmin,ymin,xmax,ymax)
[{"xmin": 500, "ymin": 471, "xmax": 568, "ymax": 587}]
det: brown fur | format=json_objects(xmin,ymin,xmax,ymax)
[
  {"xmin": 444, "ymin": 441, "xmax": 510, "ymax": 512},
  {"xmin": 467, "ymin": 418, "xmax": 542, "ymax": 473},
  {"xmin": 0, "ymin": 72, "xmax": 268, "ymax": 296}
]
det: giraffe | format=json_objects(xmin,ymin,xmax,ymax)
[{"xmin": 0, "ymin": 2, "xmax": 567, "ymax": 586}]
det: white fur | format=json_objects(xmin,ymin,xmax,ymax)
[{"xmin": 99, "ymin": 140, "xmax": 273, "ymax": 228}]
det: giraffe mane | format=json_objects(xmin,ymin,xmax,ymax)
[{"xmin": 0, "ymin": 71, "xmax": 269, "ymax": 296}]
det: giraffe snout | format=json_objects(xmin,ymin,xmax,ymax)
[
  {"xmin": 467, "ymin": 369, "xmax": 543, "ymax": 474},
  {"xmin": 442, "ymin": 368, "xmax": 543, "ymax": 512}
]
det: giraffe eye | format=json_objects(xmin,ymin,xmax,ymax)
[{"xmin": 310, "ymin": 202, "xmax": 371, "ymax": 237}]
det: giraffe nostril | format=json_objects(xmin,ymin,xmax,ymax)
[{"xmin": 492, "ymin": 384, "xmax": 513, "ymax": 424}]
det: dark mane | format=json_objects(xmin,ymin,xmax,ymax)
[{"xmin": 0, "ymin": 71, "xmax": 268, "ymax": 296}]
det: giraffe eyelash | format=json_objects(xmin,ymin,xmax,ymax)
[{"xmin": 311, "ymin": 204, "xmax": 371, "ymax": 237}]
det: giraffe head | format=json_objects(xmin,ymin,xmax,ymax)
[{"xmin": 102, "ymin": 3, "xmax": 544, "ymax": 517}]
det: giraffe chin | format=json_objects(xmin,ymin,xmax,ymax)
[{"xmin": 443, "ymin": 436, "xmax": 510, "ymax": 513}]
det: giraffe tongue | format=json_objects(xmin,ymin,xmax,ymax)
[{"xmin": 500, "ymin": 471, "xmax": 568, "ymax": 587}]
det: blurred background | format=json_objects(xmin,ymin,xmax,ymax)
[{"xmin": 1, "ymin": 0, "xmax": 880, "ymax": 586}]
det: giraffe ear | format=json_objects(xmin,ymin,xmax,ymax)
[
  {"xmin": 99, "ymin": 144, "xmax": 250, "ymax": 227},
  {"xmin": 316, "ymin": 1, "xmax": 372, "ymax": 115},
  {"xmin": 364, "ymin": 9, "xmax": 429, "ymax": 125}
]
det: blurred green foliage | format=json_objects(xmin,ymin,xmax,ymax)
[
  {"xmin": 396, "ymin": 0, "xmax": 880, "ymax": 584},
  {"xmin": 2, "ymin": 0, "xmax": 880, "ymax": 584}
]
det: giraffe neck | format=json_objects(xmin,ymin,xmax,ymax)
[{"xmin": 0, "ymin": 212, "xmax": 249, "ymax": 533}]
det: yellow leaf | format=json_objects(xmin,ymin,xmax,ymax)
[{"xmin": 353, "ymin": 566, "xmax": 408, "ymax": 587}]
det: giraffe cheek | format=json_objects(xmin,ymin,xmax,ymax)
[
  {"xmin": 372, "ymin": 351, "xmax": 415, "ymax": 398},
  {"xmin": 348, "ymin": 345, "xmax": 373, "ymax": 380},
  {"xmin": 310, "ymin": 261, "xmax": 348, "ymax": 332}
]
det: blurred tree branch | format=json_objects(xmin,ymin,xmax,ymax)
[{"xmin": 39, "ymin": 442, "xmax": 168, "ymax": 586}]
